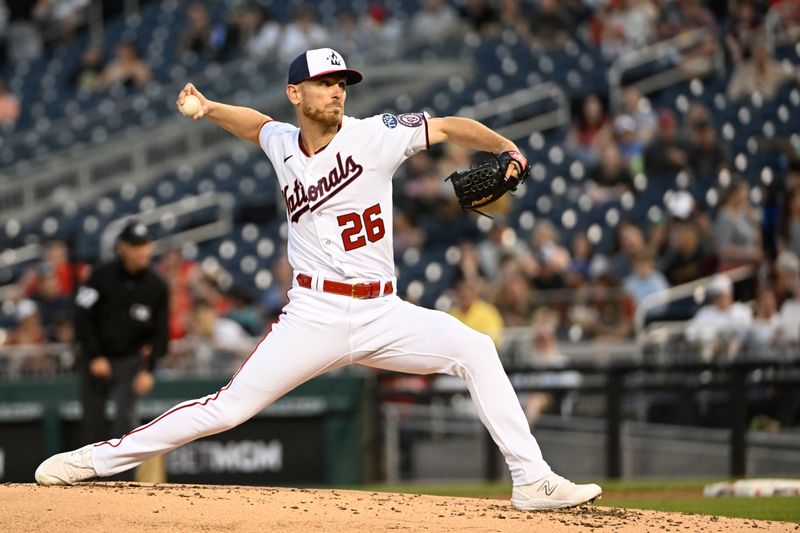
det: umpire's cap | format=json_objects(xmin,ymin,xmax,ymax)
[{"xmin": 118, "ymin": 220, "xmax": 152, "ymax": 245}]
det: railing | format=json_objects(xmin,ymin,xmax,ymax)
[
  {"xmin": 634, "ymin": 264, "xmax": 756, "ymax": 342},
  {"xmin": 458, "ymin": 82, "xmax": 569, "ymax": 138},
  {"xmin": 98, "ymin": 191, "xmax": 235, "ymax": 260},
  {"xmin": 608, "ymin": 28, "xmax": 725, "ymax": 113},
  {"xmin": 378, "ymin": 355, "xmax": 800, "ymax": 481},
  {"xmin": 0, "ymin": 243, "xmax": 42, "ymax": 270}
]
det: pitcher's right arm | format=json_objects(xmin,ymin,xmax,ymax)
[{"xmin": 177, "ymin": 82, "xmax": 271, "ymax": 146}]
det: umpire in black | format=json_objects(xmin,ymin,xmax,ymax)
[{"xmin": 75, "ymin": 220, "xmax": 169, "ymax": 443}]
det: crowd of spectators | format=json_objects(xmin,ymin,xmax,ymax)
[
  {"xmin": 0, "ymin": 241, "xmax": 271, "ymax": 376},
  {"xmin": 1, "ymin": 1, "xmax": 800, "ymax": 370},
  {"xmin": 0, "ymin": 1, "xmax": 794, "ymax": 127}
]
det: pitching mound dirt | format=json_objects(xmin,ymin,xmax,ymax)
[{"xmin": 0, "ymin": 483, "xmax": 793, "ymax": 532}]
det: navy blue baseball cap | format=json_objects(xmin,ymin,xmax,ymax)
[{"xmin": 288, "ymin": 48, "xmax": 363, "ymax": 86}]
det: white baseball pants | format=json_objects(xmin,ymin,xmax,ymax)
[{"xmin": 92, "ymin": 284, "xmax": 553, "ymax": 485}]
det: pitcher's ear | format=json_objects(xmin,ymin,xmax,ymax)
[{"xmin": 286, "ymin": 84, "xmax": 301, "ymax": 105}]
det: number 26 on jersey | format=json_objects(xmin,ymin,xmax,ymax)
[{"xmin": 337, "ymin": 203, "xmax": 386, "ymax": 251}]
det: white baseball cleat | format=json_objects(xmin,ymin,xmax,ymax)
[
  {"xmin": 511, "ymin": 473, "xmax": 602, "ymax": 511},
  {"xmin": 35, "ymin": 444, "xmax": 97, "ymax": 486}
]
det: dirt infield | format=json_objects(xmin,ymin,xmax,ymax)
[{"xmin": 0, "ymin": 483, "xmax": 794, "ymax": 532}]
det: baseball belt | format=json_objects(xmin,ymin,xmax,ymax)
[{"xmin": 296, "ymin": 274, "xmax": 393, "ymax": 299}]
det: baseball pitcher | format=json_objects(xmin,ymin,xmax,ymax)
[{"xmin": 36, "ymin": 48, "xmax": 601, "ymax": 511}]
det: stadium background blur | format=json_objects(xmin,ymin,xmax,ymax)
[{"xmin": 1, "ymin": 0, "xmax": 800, "ymax": 485}]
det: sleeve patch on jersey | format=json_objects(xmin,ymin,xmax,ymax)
[
  {"xmin": 398, "ymin": 113, "xmax": 424, "ymax": 128},
  {"xmin": 381, "ymin": 113, "xmax": 398, "ymax": 129},
  {"xmin": 75, "ymin": 286, "xmax": 99, "ymax": 309}
]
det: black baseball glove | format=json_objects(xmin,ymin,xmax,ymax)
[{"xmin": 445, "ymin": 151, "xmax": 530, "ymax": 213}]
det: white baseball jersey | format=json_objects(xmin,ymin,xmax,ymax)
[
  {"xmin": 85, "ymin": 106, "xmax": 554, "ymax": 491},
  {"xmin": 258, "ymin": 112, "xmax": 430, "ymax": 280}
]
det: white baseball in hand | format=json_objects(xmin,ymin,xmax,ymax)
[{"xmin": 179, "ymin": 94, "xmax": 201, "ymax": 116}]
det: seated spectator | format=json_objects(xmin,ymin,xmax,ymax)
[
  {"xmin": 411, "ymin": 0, "xmax": 461, "ymax": 45},
  {"xmin": 32, "ymin": 0, "xmax": 88, "ymax": 47},
  {"xmin": 32, "ymin": 270, "xmax": 71, "ymax": 341},
  {"xmin": 644, "ymin": 109, "xmax": 690, "ymax": 176},
  {"xmin": 728, "ymin": 41, "xmax": 798, "ymax": 102},
  {"xmin": 589, "ymin": 143, "xmax": 633, "ymax": 202},
  {"xmin": 780, "ymin": 187, "xmax": 800, "ymax": 259},
  {"xmin": 0, "ymin": 75, "xmax": 21, "ymax": 127},
  {"xmin": 423, "ymin": 197, "xmax": 479, "ymax": 249},
  {"xmin": 459, "ymin": 0, "xmax": 499, "ymax": 34},
  {"xmin": 361, "ymin": 4, "xmax": 402, "ymax": 59},
  {"xmin": 159, "ymin": 249, "xmax": 199, "ymax": 340},
  {"xmin": 715, "ymin": 178, "xmax": 762, "ymax": 271},
  {"xmin": 8, "ymin": 299, "xmax": 46, "ymax": 346},
  {"xmin": 247, "ymin": 6, "xmax": 281, "ymax": 59},
  {"xmin": 685, "ymin": 105, "xmax": 731, "ymax": 180},
  {"xmin": 565, "ymin": 231, "xmax": 593, "ymax": 287},
  {"xmin": 521, "ymin": 220, "xmax": 570, "ymax": 290},
  {"xmin": 685, "ymin": 274, "xmax": 753, "ymax": 361},
  {"xmin": 567, "ymin": 93, "xmax": 612, "ymax": 168},
  {"xmin": 773, "ymin": 251, "xmax": 800, "ymax": 309},
  {"xmin": 329, "ymin": 9, "xmax": 365, "ymax": 59},
  {"xmin": 723, "ymin": 0, "xmax": 763, "ymax": 64},
  {"xmin": 279, "ymin": 6, "xmax": 328, "ymax": 63},
  {"xmin": 189, "ymin": 300, "xmax": 252, "ymax": 374},
  {"xmin": 97, "ymin": 41, "xmax": 151, "ymax": 90},
  {"xmin": 497, "ymin": 0, "xmax": 531, "ymax": 38},
  {"xmin": 613, "ymin": 114, "xmax": 645, "ymax": 175},
  {"xmin": 509, "ymin": 309, "xmax": 582, "ymax": 425},
  {"xmin": 492, "ymin": 259, "xmax": 535, "ymax": 327},
  {"xmin": 449, "ymin": 274, "xmax": 504, "ymax": 348},
  {"xmin": 621, "ymin": 86, "xmax": 657, "ymax": 144},
  {"xmin": 217, "ymin": 5, "xmax": 256, "ymax": 61},
  {"xmin": 476, "ymin": 217, "xmax": 527, "ymax": 281},
  {"xmin": 596, "ymin": 0, "xmax": 658, "ymax": 58},
  {"xmin": 179, "ymin": 4, "xmax": 219, "ymax": 58},
  {"xmin": 393, "ymin": 208, "xmax": 425, "ymax": 257},
  {"xmin": 261, "ymin": 254, "xmax": 293, "ymax": 324},
  {"xmin": 69, "ymin": 44, "xmax": 104, "ymax": 91},
  {"xmin": 623, "ymin": 248, "xmax": 669, "ymax": 311},
  {"xmin": 530, "ymin": 0, "xmax": 574, "ymax": 49},
  {"xmin": 5, "ymin": 0, "xmax": 43, "ymax": 64},
  {"xmin": 578, "ymin": 272, "xmax": 635, "ymax": 341},
  {"xmin": 23, "ymin": 240, "xmax": 88, "ymax": 298},
  {"xmin": 225, "ymin": 284, "xmax": 263, "ymax": 337},
  {"xmin": 609, "ymin": 220, "xmax": 645, "ymax": 279},
  {"xmin": 659, "ymin": 217, "xmax": 717, "ymax": 285},
  {"xmin": 748, "ymin": 288, "xmax": 782, "ymax": 353},
  {"xmin": 6, "ymin": 299, "xmax": 53, "ymax": 377}
]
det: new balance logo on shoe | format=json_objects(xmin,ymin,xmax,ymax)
[{"xmin": 539, "ymin": 481, "xmax": 558, "ymax": 496}]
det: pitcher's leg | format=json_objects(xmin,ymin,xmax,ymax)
[
  {"xmin": 92, "ymin": 293, "xmax": 352, "ymax": 477},
  {"xmin": 93, "ymin": 377, "xmax": 276, "ymax": 476},
  {"xmin": 356, "ymin": 300, "xmax": 551, "ymax": 486}
]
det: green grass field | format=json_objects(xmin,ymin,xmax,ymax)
[{"xmin": 352, "ymin": 480, "xmax": 800, "ymax": 523}]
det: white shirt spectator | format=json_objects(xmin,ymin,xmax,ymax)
[
  {"xmin": 686, "ymin": 302, "xmax": 753, "ymax": 343},
  {"xmin": 279, "ymin": 17, "xmax": 328, "ymax": 63},
  {"xmin": 411, "ymin": 0, "xmax": 460, "ymax": 44},
  {"xmin": 248, "ymin": 19, "xmax": 282, "ymax": 58}
]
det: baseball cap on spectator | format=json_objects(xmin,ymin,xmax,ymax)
[
  {"xmin": 776, "ymin": 251, "xmax": 800, "ymax": 275},
  {"xmin": 16, "ymin": 299, "xmax": 39, "ymax": 321},
  {"xmin": 667, "ymin": 191, "xmax": 695, "ymax": 220},
  {"xmin": 613, "ymin": 114, "xmax": 637, "ymax": 134},
  {"xmin": 118, "ymin": 220, "xmax": 152, "ymax": 245},
  {"xmin": 707, "ymin": 274, "xmax": 733, "ymax": 296},
  {"xmin": 288, "ymin": 48, "xmax": 363, "ymax": 86}
]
